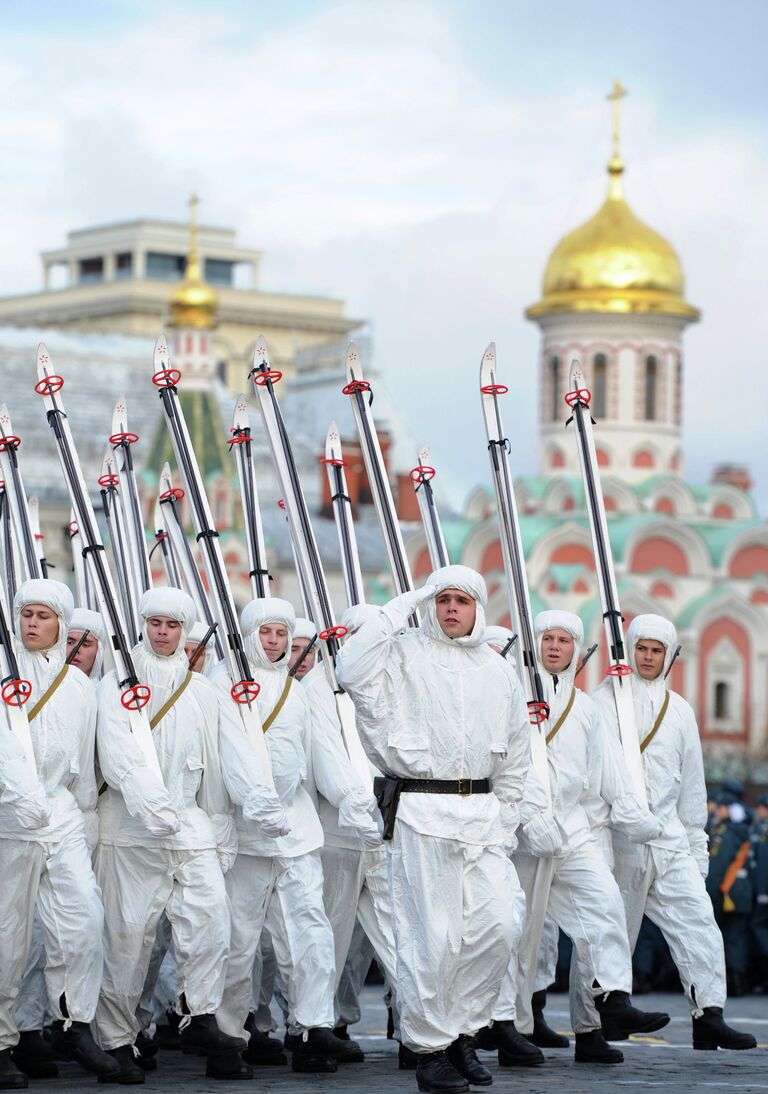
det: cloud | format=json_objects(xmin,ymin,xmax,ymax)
[{"xmin": 0, "ymin": 0, "xmax": 765, "ymax": 511}]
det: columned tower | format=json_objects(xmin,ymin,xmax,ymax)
[{"xmin": 526, "ymin": 82, "xmax": 700, "ymax": 483}]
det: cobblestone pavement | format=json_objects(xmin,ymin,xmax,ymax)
[{"xmin": 49, "ymin": 990, "xmax": 768, "ymax": 1094}]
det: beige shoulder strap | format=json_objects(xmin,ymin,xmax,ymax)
[
  {"xmin": 149, "ymin": 671, "xmax": 193, "ymax": 730},
  {"xmin": 545, "ymin": 687, "xmax": 576, "ymax": 746},
  {"xmin": 639, "ymin": 691, "xmax": 670, "ymax": 754},
  {"xmin": 27, "ymin": 664, "xmax": 69, "ymax": 722},
  {"xmin": 262, "ymin": 677, "xmax": 293, "ymax": 734}
]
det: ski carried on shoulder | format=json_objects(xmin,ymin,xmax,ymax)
[
  {"xmin": 250, "ymin": 336, "xmax": 370, "ymax": 782},
  {"xmin": 0, "ymin": 580, "xmax": 37, "ymax": 770},
  {"xmin": 410, "ymin": 443, "xmax": 449, "ymax": 570},
  {"xmin": 324, "ymin": 422, "xmax": 365, "ymax": 608},
  {"xmin": 110, "ymin": 396, "xmax": 153, "ymax": 606},
  {"xmin": 342, "ymin": 343, "xmax": 417, "ymax": 615},
  {"xmin": 151, "ymin": 497, "xmax": 182, "ymax": 590},
  {"xmin": 99, "ymin": 448, "xmax": 140, "ymax": 646},
  {"xmin": 0, "ymin": 404, "xmax": 43, "ymax": 580},
  {"xmin": 479, "ymin": 343, "xmax": 550, "ymax": 803},
  {"xmin": 35, "ymin": 344, "xmax": 162, "ymax": 779},
  {"xmin": 27, "ymin": 496, "xmax": 48, "ymax": 578},
  {"xmin": 156, "ymin": 462, "xmax": 223, "ymax": 660},
  {"xmin": 230, "ymin": 395, "xmax": 271, "ymax": 599},
  {"xmin": 152, "ymin": 336, "xmax": 271, "ymax": 776},
  {"xmin": 564, "ymin": 361, "xmax": 647, "ymax": 806}
]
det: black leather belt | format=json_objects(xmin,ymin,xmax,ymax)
[{"xmin": 400, "ymin": 778, "xmax": 492, "ymax": 796}]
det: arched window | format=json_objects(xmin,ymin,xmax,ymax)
[
  {"xmin": 714, "ymin": 681, "xmax": 730, "ymax": 721},
  {"xmin": 550, "ymin": 356, "xmax": 560, "ymax": 421},
  {"xmin": 645, "ymin": 355, "xmax": 658, "ymax": 420},
  {"xmin": 593, "ymin": 353, "xmax": 607, "ymax": 417}
]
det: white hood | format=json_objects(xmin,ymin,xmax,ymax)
[
  {"xmin": 420, "ymin": 564, "xmax": 487, "ymax": 648},
  {"xmin": 241, "ymin": 597, "xmax": 295, "ymax": 712},
  {"xmin": 14, "ymin": 578, "xmax": 73, "ymax": 690},
  {"xmin": 133, "ymin": 586, "xmax": 197, "ymax": 720}
]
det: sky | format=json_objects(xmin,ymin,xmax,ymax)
[{"xmin": 0, "ymin": 0, "xmax": 766, "ymax": 512}]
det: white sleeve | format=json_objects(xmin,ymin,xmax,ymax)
[
  {"xmin": 0, "ymin": 727, "xmax": 51, "ymax": 830},
  {"xmin": 676, "ymin": 699, "xmax": 709, "ymax": 867},
  {"xmin": 306, "ymin": 678, "xmax": 376, "ymax": 823},
  {"xmin": 96, "ymin": 674, "xmax": 179, "ymax": 836}
]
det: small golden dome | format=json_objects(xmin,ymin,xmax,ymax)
[
  {"xmin": 168, "ymin": 195, "xmax": 219, "ymax": 330},
  {"xmin": 526, "ymin": 159, "xmax": 699, "ymax": 321}
]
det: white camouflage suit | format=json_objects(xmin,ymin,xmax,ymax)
[
  {"xmin": 303, "ymin": 603, "xmax": 399, "ymax": 1026},
  {"xmin": 0, "ymin": 580, "xmax": 102, "ymax": 1051},
  {"xmin": 336, "ymin": 565, "xmax": 530, "ymax": 1053},
  {"xmin": 590, "ymin": 613, "xmax": 727, "ymax": 1019},
  {"xmin": 216, "ymin": 597, "xmax": 337, "ymax": 1041},
  {"xmin": 94, "ymin": 587, "xmax": 283, "ymax": 1050},
  {"xmin": 493, "ymin": 610, "xmax": 661, "ymax": 1036}
]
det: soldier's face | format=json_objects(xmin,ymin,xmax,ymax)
[
  {"xmin": 435, "ymin": 589, "xmax": 476, "ymax": 638},
  {"xmin": 20, "ymin": 604, "xmax": 59, "ymax": 652},
  {"xmin": 259, "ymin": 623, "xmax": 289, "ymax": 662},
  {"xmin": 634, "ymin": 639, "xmax": 666, "ymax": 681},
  {"xmin": 540, "ymin": 629, "xmax": 574, "ymax": 674},
  {"xmin": 289, "ymin": 638, "xmax": 316, "ymax": 678},
  {"xmin": 66, "ymin": 630, "xmax": 99, "ymax": 676},
  {"xmin": 145, "ymin": 615, "xmax": 182, "ymax": 656}
]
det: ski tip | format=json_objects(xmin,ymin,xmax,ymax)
[
  {"xmin": 153, "ymin": 334, "xmax": 169, "ymax": 369},
  {"xmin": 232, "ymin": 394, "xmax": 249, "ymax": 429},
  {"xmin": 36, "ymin": 343, "xmax": 52, "ymax": 376},
  {"xmin": 101, "ymin": 448, "xmax": 116, "ymax": 480},
  {"xmin": 479, "ymin": 341, "xmax": 497, "ymax": 384},
  {"xmin": 568, "ymin": 357, "xmax": 585, "ymax": 391},
  {"xmin": 112, "ymin": 395, "xmax": 128, "ymax": 432},
  {"xmin": 325, "ymin": 421, "xmax": 342, "ymax": 459},
  {"xmin": 159, "ymin": 461, "xmax": 173, "ymax": 488},
  {"xmin": 253, "ymin": 334, "xmax": 269, "ymax": 366},
  {"xmin": 345, "ymin": 341, "xmax": 363, "ymax": 380},
  {"xmin": 0, "ymin": 404, "xmax": 11, "ymax": 429},
  {"xmin": 418, "ymin": 443, "xmax": 430, "ymax": 467}
]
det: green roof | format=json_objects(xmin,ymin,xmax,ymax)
[
  {"xmin": 145, "ymin": 390, "xmax": 231, "ymax": 484},
  {"xmin": 677, "ymin": 588, "xmax": 733, "ymax": 629},
  {"xmin": 547, "ymin": 563, "xmax": 588, "ymax": 591},
  {"xmin": 690, "ymin": 520, "xmax": 765, "ymax": 566}
]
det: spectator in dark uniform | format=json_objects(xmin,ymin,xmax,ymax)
[
  {"xmin": 707, "ymin": 792, "xmax": 752, "ymax": 997},
  {"xmin": 749, "ymin": 793, "xmax": 768, "ymax": 992}
]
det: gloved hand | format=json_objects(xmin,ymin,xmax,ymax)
[
  {"xmin": 611, "ymin": 795, "xmax": 663, "ymax": 843},
  {"xmin": 687, "ymin": 830, "xmax": 710, "ymax": 879},
  {"xmin": 519, "ymin": 812, "xmax": 562, "ymax": 857},
  {"xmin": 383, "ymin": 585, "xmax": 438, "ymax": 632},
  {"xmin": 338, "ymin": 797, "xmax": 382, "ymax": 849},
  {"xmin": 210, "ymin": 813, "xmax": 237, "ymax": 873},
  {"xmin": 503, "ymin": 828, "xmax": 519, "ymax": 856},
  {"xmin": 83, "ymin": 809, "xmax": 100, "ymax": 852},
  {"xmin": 119, "ymin": 768, "xmax": 181, "ymax": 837},
  {"xmin": 10, "ymin": 789, "xmax": 51, "ymax": 831},
  {"xmin": 243, "ymin": 789, "xmax": 291, "ymax": 838}
]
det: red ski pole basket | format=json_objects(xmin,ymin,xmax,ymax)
[
  {"xmin": 121, "ymin": 684, "xmax": 151, "ymax": 710},
  {"xmin": 2, "ymin": 679, "xmax": 32, "ymax": 707}
]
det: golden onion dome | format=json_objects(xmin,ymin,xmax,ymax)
[
  {"xmin": 168, "ymin": 195, "xmax": 219, "ymax": 330},
  {"xmin": 527, "ymin": 81, "xmax": 699, "ymax": 322},
  {"xmin": 526, "ymin": 156, "xmax": 699, "ymax": 321}
]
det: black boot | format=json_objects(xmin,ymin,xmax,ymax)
[
  {"xmin": 415, "ymin": 1050, "xmax": 469, "ymax": 1093},
  {"xmin": 205, "ymin": 1053, "xmax": 253, "ymax": 1081},
  {"xmin": 330, "ymin": 1025, "xmax": 365, "ymax": 1063},
  {"xmin": 446, "ymin": 1036, "xmax": 492, "ymax": 1086},
  {"xmin": 574, "ymin": 1030, "xmax": 624, "ymax": 1063},
  {"xmin": 595, "ymin": 990, "xmax": 669, "ymax": 1040},
  {"xmin": 11, "ymin": 1031, "xmax": 59, "ymax": 1079},
  {"xmin": 692, "ymin": 1007, "xmax": 757, "ymax": 1051},
  {"xmin": 531, "ymin": 991, "xmax": 569, "ymax": 1048},
  {"xmin": 387, "ymin": 1007, "xmax": 395, "ymax": 1040},
  {"xmin": 133, "ymin": 1033, "xmax": 157, "ymax": 1072},
  {"xmin": 50, "ymin": 1022, "xmax": 121, "ymax": 1078},
  {"xmin": 178, "ymin": 1014, "xmax": 246, "ymax": 1057},
  {"xmin": 0, "ymin": 1050, "xmax": 27, "ymax": 1091},
  {"xmin": 153, "ymin": 1010, "xmax": 181, "ymax": 1051},
  {"xmin": 398, "ymin": 1043, "xmax": 418, "ymax": 1070},
  {"xmin": 289, "ymin": 1029, "xmax": 340, "ymax": 1073},
  {"xmin": 242, "ymin": 1028, "xmax": 287, "ymax": 1066},
  {"xmin": 97, "ymin": 1046, "xmax": 145, "ymax": 1085},
  {"xmin": 476, "ymin": 1020, "xmax": 544, "ymax": 1067}
]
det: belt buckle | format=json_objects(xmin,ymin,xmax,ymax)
[{"xmin": 457, "ymin": 777, "xmax": 472, "ymax": 796}]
